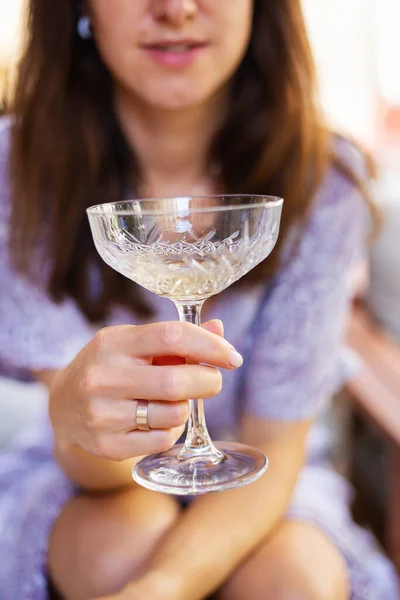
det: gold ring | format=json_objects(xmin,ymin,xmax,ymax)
[{"xmin": 136, "ymin": 400, "xmax": 151, "ymax": 431}]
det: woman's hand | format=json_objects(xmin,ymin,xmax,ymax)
[{"xmin": 49, "ymin": 319, "xmax": 242, "ymax": 461}]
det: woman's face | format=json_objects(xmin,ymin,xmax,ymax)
[{"xmin": 87, "ymin": 0, "xmax": 254, "ymax": 110}]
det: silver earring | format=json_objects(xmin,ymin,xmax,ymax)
[{"xmin": 77, "ymin": 16, "xmax": 92, "ymax": 40}]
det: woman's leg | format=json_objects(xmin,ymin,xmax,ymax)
[
  {"xmin": 48, "ymin": 486, "xmax": 180, "ymax": 600},
  {"xmin": 217, "ymin": 520, "xmax": 350, "ymax": 600}
]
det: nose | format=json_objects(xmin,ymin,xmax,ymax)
[{"xmin": 152, "ymin": 0, "xmax": 198, "ymax": 26}]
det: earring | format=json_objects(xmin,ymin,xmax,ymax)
[{"xmin": 77, "ymin": 16, "xmax": 92, "ymax": 40}]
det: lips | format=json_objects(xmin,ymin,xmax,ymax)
[
  {"xmin": 142, "ymin": 40, "xmax": 208, "ymax": 52},
  {"xmin": 148, "ymin": 43, "xmax": 200, "ymax": 52},
  {"xmin": 141, "ymin": 39, "xmax": 208, "ymax": 68}
]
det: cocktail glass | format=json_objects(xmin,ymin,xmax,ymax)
[{"xmin": 87, "ymin": 195, "xmax": 283, "ymax": 495}]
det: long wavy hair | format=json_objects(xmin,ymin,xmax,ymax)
[{"xmin": 7, "ymin": 0, "xmax": 374, "ymax": 322}]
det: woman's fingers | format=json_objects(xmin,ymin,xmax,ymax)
[
  {"xmin": 137, "ymin": 399, "xmax": 189, "ymax": 430},
  {"xmin": 136, "ymin": 364, "xmax": 224, "ymax": 400},
  {"xmin": 81, "ymin": 363, "xmax": 223, "ymax": 401},
  {"xmin": 91, "ymin": 426, "xmax": 186, "ymax": 462},
  {"xmin": 92, "ymin": 321, "xmax": 241, "ymax": 370},
  {"xmin": 201, "ymin": 319, "xmax": 224, "ymax": 337},
  {"xmin": 152, "ymin": 321, "xmax": 225, "ymax": 366},
  {"xmin": 87, "ymin": 398, "xmax": 190, "ymax": 432}
]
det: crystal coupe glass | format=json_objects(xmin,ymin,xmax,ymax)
[{"xmin": 87, "ymin": 195, "xmax": 283, "ymax": 495}]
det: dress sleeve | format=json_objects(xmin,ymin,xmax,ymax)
[
  {"xmin": 242, "ymin": 149, "xmax": 370, "ymax": 420},
  {"xmin": 0, "ymin": 119, "xmax": 94, "ymax": 377}
]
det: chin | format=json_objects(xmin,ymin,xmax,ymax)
[
  {"xmin": 149, "ymin": 96, "xmax": 207, "ymax": 111},
  {"xmin": 138, "ymin": 81, "xmax": 218, "ymax": 112}
]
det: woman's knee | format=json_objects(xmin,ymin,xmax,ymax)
[
  {"xmin": 218, "ymin": 521, "xmax": 349, "ymax": 600},
  {"xmin": 48, "ymin": 486, "xmax": 180, "ymax": 600}
]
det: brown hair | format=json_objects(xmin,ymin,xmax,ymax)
[{"xmin": 7, "ymin": 0, "xmax": 374, "ymax": 322}]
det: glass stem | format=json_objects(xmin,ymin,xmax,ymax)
[{"xmin": 174, "ymin": 302, "xmax": 224, "ymax": 463}]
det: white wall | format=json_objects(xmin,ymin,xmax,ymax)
[
  {"xmin": 0, "ymin": 0, "xmax": 24, "ymax": 68},
  {"xmin": 371, "ymin": 0, "xmax": 400, "ymax": 105},
  {"xmin": 303, "ymin": 0, "xmax": 377, "ymax": 146}
]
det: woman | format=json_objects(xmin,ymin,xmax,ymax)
[{"xmin": 0, "ymin": 1, "xmax": 397, "ymax": 599}]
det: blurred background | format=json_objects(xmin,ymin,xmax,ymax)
[{"xmin": 1, "ymin": 0, "xmax": 400, "ymax": 574}]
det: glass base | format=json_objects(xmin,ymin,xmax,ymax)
[{"xmin": 132, "ymin": 441, "xmax": 268, "ymax": 495}]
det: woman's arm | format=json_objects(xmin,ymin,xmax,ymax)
[{"xmin": 130, "ymin": 416, "xmax": 310, "ymax": 600}]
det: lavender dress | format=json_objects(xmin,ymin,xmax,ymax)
[{"xmin": 0, "ymin": 118, "xmax": 398, "ymax": 599}]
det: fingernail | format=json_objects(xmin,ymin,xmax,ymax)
[{"xmin": 229, "ymin": 349, "xmax": 243, "ymax": 368}]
